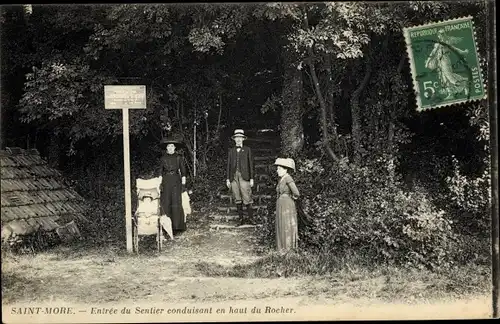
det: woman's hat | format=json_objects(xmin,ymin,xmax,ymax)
[
  {"xmin": 231, "ymin": 129, "xmax": 247, "ymax": 139},
  {"xmin": 274, "ymin": 158, "xmax": 296, "ymax": 171},
  {"xmin": 160, "ymin": 137, "xmax": 184, "ymax": 147}
]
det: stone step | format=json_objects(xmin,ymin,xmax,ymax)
[
  {"xmin": 219, "ymin": 194, "xmax": 273, "ymax": 204},
  {"xmin": 216, "ymin": 205, "xmax": 269, "ymax": 211},
  {"xmin": 241, "ymin": 128, "xmax": 277, "ymax": 136},
  {"xmin": 254, "ymin": 156, "xmax": 277, "ymax": 162},
  {"xmin": 216, "ymin": 205, "xmax": 268, "ymax": 213},
  {"xmin": 209, "ymin": 224, "xmax": 262, "ymax": 230},
  {"xmin": 219, "ymin": 194, "xmax": 273, "ymax": 200},
  {"xmin": 217, "ymin": 183, "xmax": 272, "ymax": 195},
  {"xmin": 256, "ymin": 183, "xmax": 275, "ymax": 192},
  {"xmin": 245, "ymin": 137, "xmax": 277, "ymax": 145},
  {"xmin": 255, "ymin": 164, "xmax": 273, "ymax": 171},
  {"xmin": 253, "ymin": 148, "xmax": 274, "ymax": 154},
  {"xmin": 256, "ymin": 174, "xmax": 272, "ymax": 181},
  {"xmin": 211, "ymin": 215, "xmax": 240, "ymax": 221},
  {"xmin": 218, "ymin": 173, "xmax": 270, "ymax": 183}
]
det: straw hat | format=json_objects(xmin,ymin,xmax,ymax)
[
  {"xmin": 274, "ymin": 158, "xmax": 295, "ymax": 171},
  {"xmin": 231, "ymin": 129, "xmax": 247, "ymax": 139}
]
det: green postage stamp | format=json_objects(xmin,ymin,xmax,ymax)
[{"xmin": 403, "ymin": 16, "xmax": 487, "ymax": 111}]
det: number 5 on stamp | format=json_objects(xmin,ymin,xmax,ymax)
[{"xmin": 403, "ymin": 16, "xmax": 487, "ymax": 111}]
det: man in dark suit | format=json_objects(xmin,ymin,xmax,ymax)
[{"xmin": 226, "ymin": 129, "xmax": 254, "ymax": 224}]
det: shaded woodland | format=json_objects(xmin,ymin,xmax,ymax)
[{"xmin": 1, "ymin": 2, "xmax": 492, "ymax": 270}]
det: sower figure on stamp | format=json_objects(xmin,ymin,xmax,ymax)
[
  {"xmin": 425, "ymin": 29, "xmax": 470, "ymax": 99},
  {"xmin": 226, "ymin": 129, "xmax": 255, "ymax": 225}
]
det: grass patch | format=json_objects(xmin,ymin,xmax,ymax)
[
  {"xmin": 194, "ymin": 249, "xmax": 491, "ymax": 301},
  {"xmin": 197, "ymin": 249, "xmax": 376, "ymax": 278}
]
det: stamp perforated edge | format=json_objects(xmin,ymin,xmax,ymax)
[{"xmin": 402, "ymin": 16, "xmax": 488, "ymax": 112}]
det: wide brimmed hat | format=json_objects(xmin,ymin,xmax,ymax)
[
  {"xmin": 160, "ymin": 137, "xmax": 184, "ymax": 147},
  {"xmin": 274, "ymin": 158, "xmax": 295, "ymax": 171},
  {"xmin": 231, "ymin": 129, "xmax": 247, "ymax": 139}
]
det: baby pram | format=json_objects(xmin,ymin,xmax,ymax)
[{"xmin": 132, "ymin": 176, "xmax": 173, "ymax": 253}]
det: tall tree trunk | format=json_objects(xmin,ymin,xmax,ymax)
[
  {"xmin": 280, "ymin": 48, "xmax": 304, "ymax": 158},
  {"xmin": 387, "ymin": 108, "xmax": 396, "ymax": 183},
  {"xmin": 387, "ymin": 55, "xmax": 407, "ymax": 183},
  {"xmin": 324, "ymin": 54, "xmax": 340, "ymax": 152},
  {"xmin": 0, "ymin": 92, "xmax": 9, "ymax": 150},
  {"xmin": 301, "ymin": 9, "xmax": 339, "ymax": 162},
  {"xmin": 47, "ymin": 132, "xmax": 62, "ymax": 169},
  {"xmin": 325, "ymin": 56, "xmax": 335, "ymax": 123},
  {"xmin": 350, "ymin": 53, "xmax": 372, "ymax": 165}
]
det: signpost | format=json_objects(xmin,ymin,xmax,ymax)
[{"xmin": 104, "ymin": 85, "xmax": 147, "ymax": 253}]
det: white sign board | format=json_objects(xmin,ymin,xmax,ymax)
[{"xmin": 104, "ymin": 85, "xmax": 147, "ymax": 109}]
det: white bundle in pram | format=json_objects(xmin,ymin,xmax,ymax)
[{"xmin": 135, "ymin": 176, "xmax": 173, "ymax": 240}]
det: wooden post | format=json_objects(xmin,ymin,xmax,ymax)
[
  {"xmin": 193, "ymin": 105, "xmax": 197, "ymax": 178},
  {"xmin": 104, "ymin": 84, "xmax": 146, "ymax": 253},
  {"xmin": 193, "ymin": 122, "xmax": 197, "ymax": 178},
  {"xmin": 123, "ymin": 108, "xmax": 133, "ymax": 252},
  {"xmin": 487, "ymin": 0, "xmax": 499, "ymax": 317}
]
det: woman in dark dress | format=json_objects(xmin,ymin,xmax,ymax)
[{"xmin": 159, "ymin": 138, "xmax": 187, "ymax": 235}]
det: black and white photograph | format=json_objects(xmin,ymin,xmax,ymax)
[{"xmin": 1, "ymin": 2, "xmax": 498, "ymax": 322}]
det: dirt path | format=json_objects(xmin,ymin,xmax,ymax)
[
  {"xmin": 1, "ymin": 212, "xmax": 494, "ymax": 322},
  {"xmin": 2, "ymin": 213, "xmax": 277, "ymax": 305}
]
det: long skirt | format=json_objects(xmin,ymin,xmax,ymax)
[
  {"xmin": 160, "ymin": 173, "xmax": 186, "ymax": 232},
  {"xmin": 275, "ymin": 195, "xmax": 298, "ymax": 251}
]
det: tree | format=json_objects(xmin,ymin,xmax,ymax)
[
  {"xmin": 1, "ymin": 5, "xmax": 33, "ymax": 149},
  {"xmin": 252, "ymin": 4, "xmax": 305, "ymax": 157},
  {"xmin": 12, "ymin": 2, "xmax": 489, "ymax": 174},
  {"xmin": 14, "ymin": 5, "xmax": 219, "ymax": 154}
]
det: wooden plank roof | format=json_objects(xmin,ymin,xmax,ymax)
[{"xmin": 0, "ymin": 147, "xmax": 88, "ymax": 238}]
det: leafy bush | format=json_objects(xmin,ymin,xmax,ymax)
[
  {"xmin": 189, "ymin": 149, "xmax": 227, "ymax": 212},
  {"xmin": 1, "ymin": 230, "xmax": 62, "ymax": 254},
  {"xmin": 64, "ymin": 158, "xmax": 126, "ymax": 244},
  {"xmin": 448, "ymin": 233, "xmax": 490, "ymax": 266},
  {"xmin": 253, "ymin": 198, "xmax": 276, "ymax": 250},
  {"xmin": 257, "ymin": 156, "xmax": 459, "ymax": 271},
  {"xmin": 443, "ymin": 156, "xmax": 491, "ymax": 236}
]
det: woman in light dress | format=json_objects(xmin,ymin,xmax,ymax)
[
  {"xmin": 425, "ymin": 28, "xmax": 470, "ymax": 99},
  {"xmin": 274, "ymin": 158, "xmax": 300, "ymax": 252}
]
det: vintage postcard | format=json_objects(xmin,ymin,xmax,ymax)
[{"xmin": 1, "ymin": 2, "xmax": 498, "ymax": 323}]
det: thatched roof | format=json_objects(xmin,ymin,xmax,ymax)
[{"xmin": 1, "ymin": 147, "xmax": 88, "ymax": 242}]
